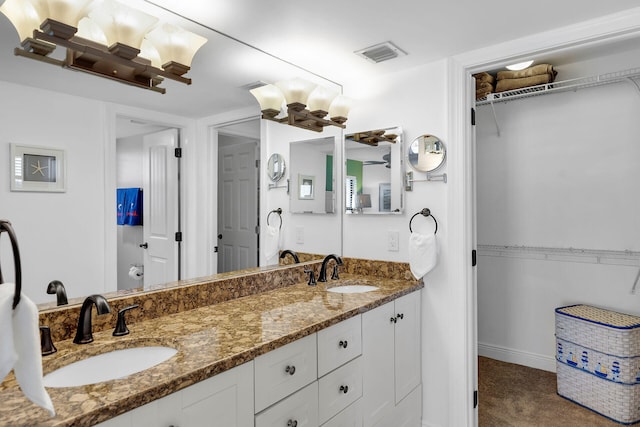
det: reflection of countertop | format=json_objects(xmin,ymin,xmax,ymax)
[{"xmin": 0, "ymin": 274, "xmax": 422, "ymax": 427}]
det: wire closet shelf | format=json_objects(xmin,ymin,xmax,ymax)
[{"xmin": 476, "ymin": 67, "xmax": 640, "ymax": 106}]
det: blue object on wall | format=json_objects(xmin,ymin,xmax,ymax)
[{"xmin": 117, "ymin": 188, "xmax": 143, "ymax": 226}]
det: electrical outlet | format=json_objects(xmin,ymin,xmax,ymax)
[
  {"xmin": 295, "ymin": 227, "xmax": 304, "ymax": 244},
  {"xmin": 387, "ymin": 230, "xmax": 399, "ymax": 252}
]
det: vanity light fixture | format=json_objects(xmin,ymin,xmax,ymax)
[
  {"xmin": 0, "ymin": 0, "xmax": 207, "ymax": 94},
  {"xmin": 249, "ymin": 78, "xmax": 352, "ymax": 132},
  {"xmin": 346, "ymin": 129, "xmax": 398, "ymax": 146},
  {"xmin": 506, "ymin": 60, "xmax": 534, "ymax": 71}
]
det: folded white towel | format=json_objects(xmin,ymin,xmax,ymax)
[
  {"xmin": 264, "ymin": 224, "xmax": 280, "ymax": 261},
  {"xmin": 0, "ymin": 283, "xmax": 55, "ymax": 417},
  {"xmin": 409, "ymin": 232, "xmax": 438, "ymax": 280}
]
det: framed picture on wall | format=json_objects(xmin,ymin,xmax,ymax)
[
  {"xmin": 10, "ymin": 144, "xmax": 66, "ymax": 192},
  {"xmin": 298, "ymin": 174, "xmax": 315, "ymax": 200}
]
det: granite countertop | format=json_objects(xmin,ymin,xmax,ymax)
[{"xmin": 0, "ymin": 274, "xmax": 422, "ymax": 427}]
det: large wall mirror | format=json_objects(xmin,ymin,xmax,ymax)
[
  {"xmin": 344, "ymin": 127, "xmax": 404, "ymax": 215},
  {"xmin": 289, "ymin": 137, "xmax": 336, "ymax": 214},
  {"xmin": 0, "ymin": 0, "xmax": 343, "ymax": 307}
]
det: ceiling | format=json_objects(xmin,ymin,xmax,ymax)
[{"xmin": 1, "ymin": 0, "xmax": 639, "ymax": 119}]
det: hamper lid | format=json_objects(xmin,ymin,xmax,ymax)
[{"xmin": 556, "ymin": 305, "xmax": 640, "ymax": 329}]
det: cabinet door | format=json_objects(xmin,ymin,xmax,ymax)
[
  {"xmin": 181, "ymin": 361, "xmax": 254, "ymax": 427},
  {"xmin": 394, "ymin": 291, "xmax": 421, "ymax": 404},
  {"xmin": 321, "ymin": 399, "xmax": 362, "ymax": 427},
  {"xmin": 255, "ymin": 382, "xmax": 319, "ymax": 427},
  {"xmin": 255, "ymin": 334, "xmax": 318, "ymax": 412},
  {"xmin": 362, "ymin": 301, "xmax": 395, "ymax": 427}
]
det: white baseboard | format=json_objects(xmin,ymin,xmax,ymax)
[{"xmin": 478, "ymin": 342, "xmax": 556, "ymax": 372}]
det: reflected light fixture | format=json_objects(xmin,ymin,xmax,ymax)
[
  {"xmin": 506, "ymin": 60, "xmax": 534, "ymax": 71},
  {"xmin": 249, "ymin": 78, "xmax": 352, "ymax": 132},
  {"xmin": 0, "ymin": 0, "xmax": 207, "ymax": 94},
  {"xmin": 346, "ymin": 129, "xmax": 397, "ymax": 146}
]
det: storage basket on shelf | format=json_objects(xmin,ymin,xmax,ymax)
[{"xmin": 555, "ymin": 304, "xmax": 640, "ymax": 425}]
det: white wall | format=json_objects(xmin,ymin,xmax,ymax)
[
  {"xmin": 345, "ymin": 59, "xmax": 450, "ymax": 427},
  {"xmin": 0, "ymin": 81, "xmax": 107, "ymax": 304},
  {"xmin": 476, "ymin": 49, "xmax": 640, "ymax": 371}
]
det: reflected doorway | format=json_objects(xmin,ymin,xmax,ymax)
[
  {"xmin": 115, "ymin": 118, "xmax": 181, "ymax": 290},
  {"xmin": 216, "ymin": 119, "xmax": 260, "ymax": 273}
]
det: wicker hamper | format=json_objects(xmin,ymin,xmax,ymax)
[{"xmin": 556, "ymin": 304, "xmax": 640, "ymax": 424}]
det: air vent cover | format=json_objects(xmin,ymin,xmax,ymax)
[{"xmin": 355, "ymin": 41, "xmax": 407, "ymax": 64}]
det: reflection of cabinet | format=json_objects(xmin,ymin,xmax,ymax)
[
  {"xmin": 362, "ymin": 291, "xmax": 422, "ymax": 427},
  {"xmin": 96, "ymin": 361, "xmax": 254, "ymax": 427}
]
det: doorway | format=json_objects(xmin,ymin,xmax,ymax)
[
  {"xmin": 215, "ymin": 119, "xmax": 260, "ymax": 273},
  {"xmin": 115, "ymin": 117, "xmax": 181, "ymax": 290}
]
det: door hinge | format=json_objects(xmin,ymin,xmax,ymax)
[
  {"xmin": 255, "ymin": 159, "xmax": 260, "ymax": 168},
  {"xmin": 472, "ymin": 249, "xmax": 477, "ymax": 267},
  {"xmin": 175, "ymin": 231, "xmax": 182, "ymax": 242},
  {"xmin": 473, "ymin": 389, "xmax": 478, "ymax": 408},
  {"xmin": 174, "ymin": 147, "xmax": 182, "ymax": 158},
  {"xmin": 471, "ymin": 108, "xmax": 476, "ymax": 126}
]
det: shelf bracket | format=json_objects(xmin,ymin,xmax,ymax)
[
  {"xmin": 405, "ymin": 171, "xmax": 447, "ymax": 190},
  {"xmin": 626, "ymin": 77, "xmax": 640, "ymax": 98},
  {"xmin": 489, "ymin": 98, "xmax": 501, "ymax": 137}
]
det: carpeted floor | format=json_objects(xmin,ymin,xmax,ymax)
[{"xmin": 478, "ymin": 357, "xmax": 625, "ymax": 427}]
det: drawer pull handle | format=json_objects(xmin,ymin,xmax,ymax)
[
  {"xmin": 339, "ymin": 385, "xmax": 349, "ymax": 394},
  {"xmin": 397, "ymin": 313, "xmax": 404, "ymax": 320},
  {"xmin": 390, "ymin": 316, "xmax": 397, "ymax": 324},
  {"xmin": 285, "ymin": 365, "xmax": 296, "ymax": 375},
  {"xmin": 339, "ymin": 340, "xmax": 348, "ymax": 348},
  {"xmin": 287, "ymin": 420, "xmax": 298, "ymax": 427}
]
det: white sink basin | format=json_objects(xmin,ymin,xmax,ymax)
[
  {"xmin": 327, "ymin": 285, "xmax": 379, "ymax": 294},
  {"xmin": 43, "ymin": 346, "xmax": 177, "ymax": 388}
]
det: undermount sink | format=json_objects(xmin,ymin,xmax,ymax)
[
  {"xmin": 43, "ymin": 346, "xmax": 177, "ymax": 388},
  {"xmin": 327, "ymin": 285, "xmax": 379, "ymax": 294}
]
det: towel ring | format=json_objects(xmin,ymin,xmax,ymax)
[
  {"xmin": 409, "ymin": 208, "xmax": 438, "ymax": 234},
  {"xmin": 267, "ymin": 208, "xmax": 283, "ymax": 230},
  {"xmin": 0, "ymin": 220, "xmax": 22, "ymax": 309}
]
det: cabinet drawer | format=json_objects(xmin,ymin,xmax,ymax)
[
  {"xmin": 318, "ymin": 357, "xmax": 363, "ymax": 425},
  {"xmin": 317, "ymin": 315, "xmax": 361, "ymax": 376},
  {"xmin": 255, "ymin": 382, "xmax": 319, "ymax": 427},
  {"xmin": 255, "ymin": 334, "xmax": 317, "ymax": 412},
  {"xmin": 321, "ymin": 399, "xmax": 362, "ymax": 427}
]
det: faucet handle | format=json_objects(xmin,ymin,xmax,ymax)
[
  {"xmin": 39, "ymin": 326, "xmax": 57, "ymax": 356},
  {"xmin": 331, "ymin": 264, "xmax": 340, "ymax": 280},
  {"xmin": 304, "ymin": 269, "xmax": 317, "ymax": 286},
  {"xmin": 113, "ymin": 305, "xmax": 139, "ymax": 337}
]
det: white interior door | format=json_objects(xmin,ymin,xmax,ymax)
[
  {"xmin": 142, "ymin": 128, "xmax": 179, "ymax": 287},
  {"xmin": 217, "ymin": 140, "xmax": 258, "ymax": 273}
]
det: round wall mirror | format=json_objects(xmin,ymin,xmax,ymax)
[
  {"xmin": 408, "ymin": 134, "xmax": 446, "ymax": 172},
  {"xmin": 267, "ymin": 153, "xmax": 286, "ymax": 182}
]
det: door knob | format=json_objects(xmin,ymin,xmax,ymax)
[
  {"xmin": 139, "ymin": 242, "xmax": 148, "ymax": 249},
  {"xmin": 217, "ymin": 234, "xmax": 223, "ymax": 239}
]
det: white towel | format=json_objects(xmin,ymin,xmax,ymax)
[
  {"xmin": 0, "ymin": 283, "xmax": 55, "ymax": 417},
  {"xmin": 409, "ymin": 232, "xmax": 438, "ymax": 280},
  {"xmin": 264, "ymin": 224, "xmax": 280, "ymax": 261}
]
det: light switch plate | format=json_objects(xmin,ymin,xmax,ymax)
[{"xmin": 387, "ymin": 230, "xmax": 399, "ymax": 251}]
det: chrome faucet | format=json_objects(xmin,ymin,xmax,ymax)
[
  {"xmin": 318, "ymin": 254, "xmax": 343, "ymax": 282},
  {"xmin": 73, "ymin": 294, "xmax": 111, "ymax": 344},
  {"xmin": 279, "ymin": 249, "xmax": 300, "ymax": 264}
]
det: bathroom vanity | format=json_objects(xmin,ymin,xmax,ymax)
[{"xmin": 0, "ymin": 259, "xmax": 422, "ymax": 426}]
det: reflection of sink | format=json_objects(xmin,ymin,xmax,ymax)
[
  {"xmin": 327, "ymin": 285, "xmax": 379, "ymax": 294},
  {"xmin": 43, "ymin": 346, "xmax": 177, "ymax": 388}
]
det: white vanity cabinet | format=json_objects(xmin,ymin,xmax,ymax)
[
  {"xmin": 362, "ymin": 291, "xmax": 422, "ymax": 427},
  {"xmin": 95, "ymin": 361, "xmax": 254, "ymax": 427}
]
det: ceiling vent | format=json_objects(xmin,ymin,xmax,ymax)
[{"xmin": 355, "ymin": 41, "xmax": 407, "ymax": 64}]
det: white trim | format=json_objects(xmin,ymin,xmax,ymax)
[
  {"xmin": 478, "ymin": 342, "xmax": 556, "ymax": 373},
  {"xmin": 449, "ymin": 9, "xmax": 640, "ymax": 427}
]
